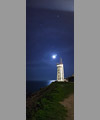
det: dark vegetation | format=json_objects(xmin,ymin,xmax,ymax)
[
  {"xmin": 65, "ymin": 75, "xmax": 74, "ymax": 82},
  {"xmin": 68, "ymin": 76, "xmax": 74, "ymax": 82},
  {"xmin": 26, "ymin": 82, "xmax": 74, "ymax": 120}
]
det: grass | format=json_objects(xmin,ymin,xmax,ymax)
[{"xmin": 26, "ymin": 82, "xmax": 74, "ymax": 120}]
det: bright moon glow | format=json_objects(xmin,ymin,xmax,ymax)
[{"xmin": 52, "ymin": 54, "xmax": 57, "ymax": 59}]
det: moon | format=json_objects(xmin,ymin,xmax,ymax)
[{"xmin": 52, "ymin": 54, "xmax": 57, "ymax": 59}]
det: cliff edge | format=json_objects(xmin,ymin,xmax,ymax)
[{"xmin": 26, "ymin": 82, "xmax": 74, "ymax": 120}]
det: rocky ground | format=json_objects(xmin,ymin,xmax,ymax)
[{"xmin": 60, "ymin": 94, "xmax": 74, "ymax": 120}]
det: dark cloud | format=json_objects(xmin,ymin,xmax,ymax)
[{"xmin": 27, "ymin": 0, "xmax": 74, "ymax": 11}]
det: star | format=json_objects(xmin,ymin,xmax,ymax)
[
  {"xmin": 40, "ymin": 23, "xmax": 43, "ymax": 26},
  {"xmin": 57, "ymin": 15, "xmax": 60, "ymax": 18}
]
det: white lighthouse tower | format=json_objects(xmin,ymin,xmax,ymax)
[{"xmin": 57, "ymin": 58, "xmax": 64, "ymax": 82}]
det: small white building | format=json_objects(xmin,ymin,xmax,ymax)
[{"xmin": 57, "ymin": 58, "xmax": 64, "ymax": 82}]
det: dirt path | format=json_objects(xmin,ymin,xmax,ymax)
[{"xmin": 60, "ymin": 94, "xmax": 74, "ymax": 120}]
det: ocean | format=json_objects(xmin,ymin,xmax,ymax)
[{"xmin": 26, "ymin": 80, "xmax": 55, "ymax": 94}]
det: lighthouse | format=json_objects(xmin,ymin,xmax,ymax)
[{"xmin": 57, "ymin": 58, "xmax": 64, "ymax": 82}]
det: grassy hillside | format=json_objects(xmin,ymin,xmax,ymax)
[{"xmin": 26, "ymin": 82, "xmax": 74, "ymax": 120}]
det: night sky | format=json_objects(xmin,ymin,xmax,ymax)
[{"xmin": 26, "ymin": 0, "xmax": 74, "ymax": 81}]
